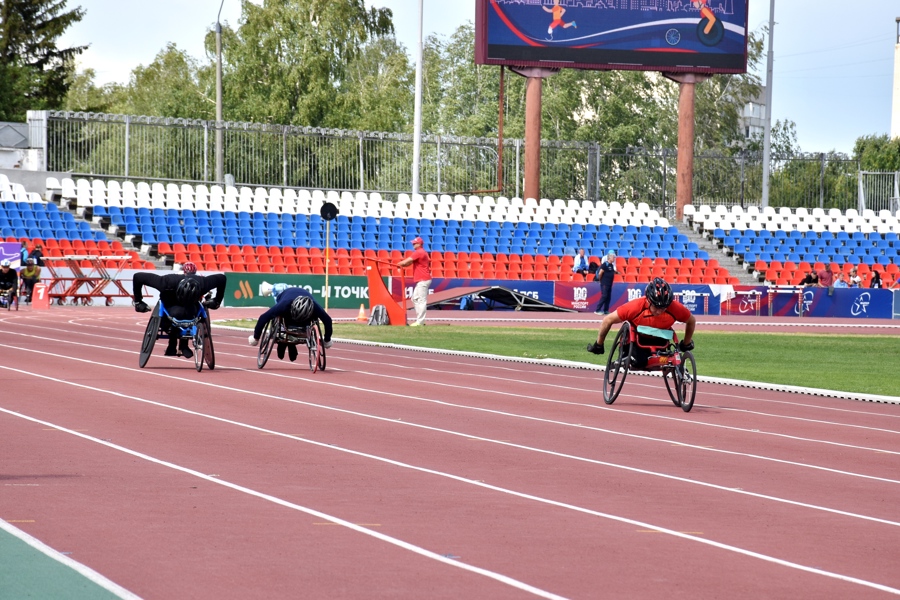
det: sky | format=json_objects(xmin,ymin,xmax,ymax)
[{"xmin": 57, "ymin": 0, "xmax": 898, "ymax": 155}]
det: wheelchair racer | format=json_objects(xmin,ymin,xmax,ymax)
[
  {"xmin": 132, "ymin": 262, "xmax": 227, "ymax": 358},
  {"xmin": 587, "ymin": 278, "xmax": 695, "ymax": 369},
  {"xmin": 247, "ymin": 286, "xmax": 333, "ymax": 361},
  {"xmin": 0, "ymin": 259, "xmax": 18, "ymax": 304}
]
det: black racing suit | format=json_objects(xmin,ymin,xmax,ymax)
[
  {"xmin": 0, "ymin": 267, "xmax": 18, "ymax": 300},
  {"xmin": 253, "ymin": 287, "xmax": 333, "ymax": 342},
  {"xmin": 133, "ymin": 273, "xmax": 227, "ymax": 350}
]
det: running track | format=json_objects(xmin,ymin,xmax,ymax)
[{"xmin": 1, "ymin": 308, "xmax": 899, "ymax": 599}]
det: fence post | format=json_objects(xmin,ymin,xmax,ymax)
[
  {"xmin": 436, "ymin": 135, "xmax": 442, "ymax": 194},
  {"xmin": 26, "ymin": 110, "xmax": 48, "ymax": 170},
  {"xmin": 819, "ymin": 152, "xmax": 825, "ymax": 209},
  {"xmin": 125, "ymin": 115, "xmax": 131, "ymax": 178},
  {"xmin": 514, "ymin": 139, "xmax": 521, "ymax": 199},
  {"xmin": 284, "ymin": 127, "xmax": 289, "ymax": 187}
]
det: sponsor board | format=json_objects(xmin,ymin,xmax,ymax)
[{"xmin": 225, "ymin": 273, "xmax": 373, "ymax": 308}]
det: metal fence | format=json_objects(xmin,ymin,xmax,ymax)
[{"xmin": 28, "ymin": 110, "xmax": 872, "ymax": 215}]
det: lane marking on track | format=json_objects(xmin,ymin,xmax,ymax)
[
  {"xmin": 0, "ymin": 407, "xmax": 569, "ymax": 600},
  {"xmin": 2, "ymin": 404, "xmax": 899, "ymax": 597},
  {"xmin": 2, "ymin": 360, "xmax": 900, "ymax": 533},
  {"xmin": 0, "ymin": 518, "xmax": 143, "ymax": 600}
]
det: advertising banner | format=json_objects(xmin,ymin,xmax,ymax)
[
  {"xmin": 476, "ymin": 0, "xmax": 749, "ymax": 74},
  {"xmin": 555, "ymin": 283, "xmax": 719, "ymax": 314},
  {"xmin": 224, "ymin": 272, "xmax": 373, "ymax": 308},
  {"xmin": 391, "ymin": 278, "xmax": 556, "ymax": 309},
  {"xmin": 720, "ymin": 286, "xmax": 770, "ymax": 317},
  {"xmin": 895, "ymin": 291, "xmax": 900, "ymax": 320},
  {"xmin": 0, "ymin": 242, "xmax": 21, "ymax": 268},
  {"xmin": 769, "ymin": 287, "xmax": 893, "ymax": 319}
]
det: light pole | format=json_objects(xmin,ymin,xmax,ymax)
[
  {"xmin": 761, "ymin": 0, "xmax": 775, "ymax": 207},
  {"xmin": 215, "ymin": 0, "xmax": 225, "ymax": 184},
  {"xmin": 411, "ymin": 0, "xmax": 423, "ymax": 199}
]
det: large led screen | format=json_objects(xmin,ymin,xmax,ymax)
[{"xmin": 475, "ymin": 0, "xmax": 749, "ymax": 75}]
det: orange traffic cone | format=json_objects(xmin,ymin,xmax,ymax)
[{"xmin": 356, "ymin": 304, "xmax": 367, "ymax": 322}]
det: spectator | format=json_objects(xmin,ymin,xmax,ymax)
[
  {"xmin": 817, "ymin": 264, "xmax": 834, "ymax": 288},
  {"xmin": 132, "ymin": 262, "xmax": 227, "ymax": 358},
  {"xmin": 247, "ymin": 287, "xmax": 333, "ymax": 360},
  {"xmin": 30, "ymin": 243, "xmax": 44, "ymax": 267},
  {"xmin": 0, "ymin": 259, "xmax": 18, "ymax": 303},
  {"xmin": 847, "ymin": 267, "xmax": 861, "ymax": 288},
  {"xmin": 869, "ymin": 270, "xmax": 883, "ymax": 289},
  {"xmin": 833, "ymin": 273, "xmax": 848, "ymax": 288},
  {"xmin": 19, "ymin": 240, "xmax": 28, "ymax": 264},
  {"xmin": 572, "ymin": 248, "xmax": 590, "ymax": 280},
  {"xmin": 19, "ymin": 258, "xmax": 40, "ymax": 302},
  {"xmin": 396, "ymin": 236, "xmax": 432, "ymax": 327},
  {"xmin": 799, "ymin": 270, "xmax": 818, "ymax": 287},
  {"xmin": 593, "ymin": 250, "xmax": 618, "ymax": 315}
]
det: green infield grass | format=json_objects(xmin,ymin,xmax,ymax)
[{"xmin": 223, "ymin": 320, "xmax": 898, "ymax": 397}]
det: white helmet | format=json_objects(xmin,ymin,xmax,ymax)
[{"xmin": 0, "ymin": 259, "xmax": 10, "ymax": 267}]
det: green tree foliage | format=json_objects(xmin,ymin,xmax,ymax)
[
  {"xmin": 62, "ymin": 67, "xmax": 122, "ymax": 113},
  {"xmin": 0, "ymin": 0, "xmax": 86, "ymax": 121},
  {"xmin": 853, "ymin": 134, "xmax": 900, "ymax": 171},
  {"xmin": 120, "ymin": 43, "xmax": 207, "ymax": 119}
]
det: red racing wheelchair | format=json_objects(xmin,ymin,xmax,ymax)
[{"xmin": 602, "ymin": 323, "xmax": 697, "ymax": 412}]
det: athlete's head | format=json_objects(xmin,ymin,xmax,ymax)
[
  {"xmin": 0, "ymin": 259, "xmax": 9, "ymax": 269},
  {"xmin": 645, "ymin": 277, "xmax": 673, "ymax": 310},
  {"xmin": 182, "ymin": 261, "xmax": 197, "ymax": 275},
  {"xmin": 289, "ymin": 295, "xmax": 315, "ymax": 322},
  {"xmin": 176, "ymin": 277, "xmax": 202, "ymax": 304}
]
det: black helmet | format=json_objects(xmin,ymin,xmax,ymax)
[
  {"xmin": 289, "ymin": 295, "xmax": 315, "ymax": 322},
  {"xmin": 176, "ymin": 277, "xmax": 202, "ymax": 304},
  {"xmin": 645, "ymin": 277, "xmax": 673, "ymax": 309}
]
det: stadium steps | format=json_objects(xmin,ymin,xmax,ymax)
[{"xmin": 673, "ymin": 220, "xmax": 758, "ymax": 286}]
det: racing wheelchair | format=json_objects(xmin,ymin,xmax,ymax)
[
  {"xmin": 256, "ymin": 316, "xmax": 326, "ymax": 372},
  {"xmin": 602, "ymin": 323, "xmax": 697, "ymax": 412},
  {"xmin": 0, "ymin": 287, "xmax": 18, "ymax": 311},
  {"xmin": 139, "ymin": 300, "xmax": 215, "ymax": 371}
]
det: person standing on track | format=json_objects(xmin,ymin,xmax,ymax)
[
  {"xmin": 132, "ymin": 262, "xmax": 227, "ymax": 358},
  {"xmin": 247, "ymin": 287, "xmax": 333, "ymax": 361},
  {"xmin": 396, "ymin": 236, "xmax": 432, "ymax": 327},
  {"xmin": 586, "ymin": 277, "xmax": 695, "ymax": 369}
]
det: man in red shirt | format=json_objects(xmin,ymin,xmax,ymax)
[
  {"xmin": 587, "ymin": 278, "xmax": 696, "ymax": 369},
  {"xmin": 817, "ymin": 264, "xmax": 834, "ymax": 288},
  {"xmin": 396, "ymin": 236, "xmax": 432, "ymax": 326}
]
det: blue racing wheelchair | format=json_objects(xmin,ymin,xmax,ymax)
[
  {"xmin": 139, "ymin": 300, "xmax": 215, "ymax": 371},
  {"xmin": 256, "ymin": 316, "xmax": 326, "ymax": 372}
]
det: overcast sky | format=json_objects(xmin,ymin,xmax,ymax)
[{"xmin": 58, "ymin": 0, "xmax": 898, "ymax": 155}]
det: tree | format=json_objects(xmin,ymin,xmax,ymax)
[
  {"xmin": 0, "ymin": 0, "xmax": 86, "ymax": 121},
  {"xmin": 853, "ymin": 134, "xmax": 900, "ymax": 172}
]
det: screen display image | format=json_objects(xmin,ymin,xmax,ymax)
[{"xmin": 475, "ymin": 0, "xmax": 749, "ymax": 74}]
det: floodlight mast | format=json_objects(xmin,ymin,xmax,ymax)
[
  {"xmin": 761, "ymin": 0, "xmax": 775, "ymax": 208},
  {"xmin": 411, "ymin": 0, "xmax": 424, "ymax": 199},
  {"xmin": 215, "ymin": 0, "xmax": 225, "ymax": 184}
]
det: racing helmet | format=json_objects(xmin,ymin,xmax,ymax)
[
  {"xmin": 182, "ymin": 261, "xmax": 197, "ymax": 275},
  {"xmin": 289, "ymin": 295, "xmax": 315, "ymax": 322},
  {"xmin": 0, "ymin": 259, "xmax": 9, "ymax": 267},
  {"xmin": 645, "ymin": 277, "xmax": 673, "ymax": 309},
  {"xmin": 175, "ymin": 277, "xmax": 202, "ymax": 304}
]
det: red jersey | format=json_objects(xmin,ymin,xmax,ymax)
[
  {"xmin": 410, "ymin": 247, "xmax": 432, "ymax": 283},
  {"xmin": 616, "ymin": 296, "xmax": 692, "ymax": 330}
]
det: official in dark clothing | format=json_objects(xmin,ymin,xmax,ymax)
[
  {"xmin": 594, "ymin": 251, "xmax": 618, "ymax": 314},
  {"xmin": 248, "ymin": 287, "xmax": 333, "ymax": 361},
  {"xmin": 132, "ymin": 263, "xmax": 226, "ymax": 358}
]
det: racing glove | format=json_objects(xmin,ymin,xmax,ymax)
[
  {"xmin": 133, "ymin": 300, "xmax": 150, "ymax": 313},
  {"xmin": 678, "ymin": 340, "xmax": 694, "ymax": 352},
  {"xmin": 202, "ymin": 298, "xmax": 220, "ymax": 310},
  {"xmin": 248, "ymin": 334, "xmax": 258, "ymax": 347},
  {"xmin": 586, "ymin": 342, "xmax": 605, "ymax": 355}
]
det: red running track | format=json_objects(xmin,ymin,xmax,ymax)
[{"xmin": 1, "ymin": 307, "xmax": 899, "ymax": 599}]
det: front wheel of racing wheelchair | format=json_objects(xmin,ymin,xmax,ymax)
[
  {"xmin": 602, "ymin": 322, "xmax": 633, "ymax": 405},
  {"xmin": 663, "ymin": 349, "xmax": 697, "ymax": 412}
]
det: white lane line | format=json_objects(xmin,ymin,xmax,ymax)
[
  {"xmin": 0, "ymin": 408, "xmax": 569, "ymax": 600},
  {"xmin": 2, "ymin": 337, "xmax": 900, "ymax": 484},
  {"xmin": 3, "ymin": 364, "xmax": 900, "ymax": 530},
  {"xmin": 0, "ymin": 519, "xmax": 143, "ymax": 600},
  {"xmin": 2, "ymin": 391, "xmax": 899, "ymax": 596}
]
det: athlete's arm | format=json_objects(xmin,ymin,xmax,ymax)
[
  {"xmin": 596, "ymin": 311, "xmax": 624, "ymax": 346},
  {"xmin": 132, "ymin": 272, "xmax": 165, "ymax": 303},
  {"xmin": 682, "ymin": 314, "xmax": 696, "ymax": 345}
]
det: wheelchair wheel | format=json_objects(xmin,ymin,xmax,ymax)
[
  {"xmin": 315, "ymin": 321, "xmax": 326, "ymax": 371},
  {"xmin": 139, "ymin": 303, "xmax": 161, "ymax": 368},
  {"xmin": 307, "ymin": 322, "xmax": 322, "ymax": 373},
  {"xmin": 257, "ymin": 319, "xmax": 277, "ymax": 369},
  {"xmin": 203, "ymin": 314, "xmax": 215, "ymax": 370},
  {"xmin": 677, "ymin": 351, "xmax": 698, "ymax": 412},
  {"xmin": 663, "ymin": 363, "xmax": 681, "ymax": 407},
  {"xmin": 193, "ymin": 321, "xmax": 207, "ymax": 372},
  {"xmin": 602, "ymin": 322, "xmax": 632, "ymax": 405}
]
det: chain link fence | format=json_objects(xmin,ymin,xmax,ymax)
[{"xmin": 29, "ymin": 111, "xmax": 872, "ymax": 215}]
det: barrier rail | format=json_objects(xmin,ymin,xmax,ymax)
[{"xmin": 43, "ymin": 255, "xmax": 136, "ymax": 306}]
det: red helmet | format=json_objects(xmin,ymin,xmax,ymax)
[
  {"xmin": 182, "ymin": 261, "xmax": 197, "ymax": 275},
  {"xmin": 411, "ymin": 237, "xmax": 424, "ymax": 246}
]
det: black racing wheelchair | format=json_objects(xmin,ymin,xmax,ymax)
[
  {"xmin": 139, "ymin": 300, "xmax": 215, "ymax": 372},
  {"xmin": 602, "ymin": 323, "xmax": 697, "ymax": 412},
  {"xmin": 256, "ymin": 316, "xmax": 326, "ymax": 372},
  {"xmin": 0, "ymin": 287, "xmax": 18, "ymax": 311}
]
